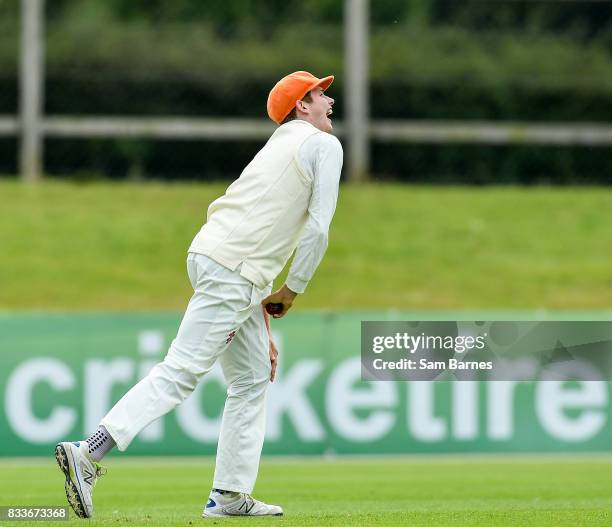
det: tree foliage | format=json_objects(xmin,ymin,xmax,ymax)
[{"xmin": 1, "ymin": 0, "xmax": 612, "ymax": 182}]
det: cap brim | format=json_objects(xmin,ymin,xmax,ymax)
[{"xmin": 308, "ymin": 75, "xmax": 334, "ymax": 93}]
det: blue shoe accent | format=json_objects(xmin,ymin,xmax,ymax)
[
  {"xmin": 206, "ymin": 498, "xmax": 216, "ymax": 509},
  {"xmin": 73, "ymin": 441, "xmax": 80, "ymax": 447}
]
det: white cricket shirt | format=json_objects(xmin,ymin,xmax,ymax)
[{"xmin": 286, "ymin": 124, "xmax": 343, "ymax": 293}]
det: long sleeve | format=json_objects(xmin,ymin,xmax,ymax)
[{"xmin": 286, "ymin": 132, "xmax": 343, "ymax": 293}]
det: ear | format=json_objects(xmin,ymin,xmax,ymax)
[{"xmin": 296, "ymin": 99, "xmax": 309, "ymax": 114}]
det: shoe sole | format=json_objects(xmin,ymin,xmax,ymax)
[
  {"xmin": 54, "ymin": 444, "xmax": 89, "ymax": 519},
  {"xmin": 202, "ymin": 510, "xmax": 283, "ymax": 518}
]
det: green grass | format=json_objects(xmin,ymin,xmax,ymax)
[
  {"xmin": 1, "ymin": 456, "xmax": 610, "ymax": 526},
  {"xmin": 1, "ymin": 180, "xmax": 611, "ymax": 310}
]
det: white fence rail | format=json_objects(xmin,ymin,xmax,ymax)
[{"xmin": 5, "ymin": 115, "xmax": 612, "ymax": 145}]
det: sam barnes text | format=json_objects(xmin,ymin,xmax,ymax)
[{"xmin": 372, "ymin": 358, "xmax": 493, "ymax": 371}]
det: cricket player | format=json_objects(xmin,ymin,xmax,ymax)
[{"xmin": 54, "ymin": 71, "xmax": 343, "ymax": 519}]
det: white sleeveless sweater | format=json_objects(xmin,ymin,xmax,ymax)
[{"xmin": 189, "ymin": 121, "xmax": 322, "ymax": 288}]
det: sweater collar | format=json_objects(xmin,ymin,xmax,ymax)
[{"xmin": 284, "ymin": 119, "xmax": 319, "ymax": 131}]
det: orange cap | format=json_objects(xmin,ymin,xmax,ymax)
[{"xmin": 267, "ymin": 71, "xmax": 334, "ymax": 124}]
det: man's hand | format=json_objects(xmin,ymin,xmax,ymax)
[
  {"xmin": 269, "ymin": 335, "xmax": 279, "ymax": 382},
  {"xmin": 262, "ymin": 284, "xmax": 298, "ymax": 319}
]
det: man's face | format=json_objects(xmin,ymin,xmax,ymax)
[{"xmin": 298, "ymin": 87, "xmax": 335, "ymax": 133}]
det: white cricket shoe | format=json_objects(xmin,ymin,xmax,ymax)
[
  {"xmin": 54, "ymin": 441, "xmax": 106, "ymax": 518},
  {"xmin": 202, "ymin": 490, "xmax": 283, "ymax": 517}
]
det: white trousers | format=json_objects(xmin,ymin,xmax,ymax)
[{"xmin": 101, "ymin": 253, "xmax": 272, "ymax": 493}]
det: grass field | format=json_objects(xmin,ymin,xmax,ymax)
[
  {"xmin": 1, "ymin": 456, "xmax": 610, "ymax": 526},
  {"xmin": 1, "ymin": 180, "xmax": 611, "ymax": 310}
]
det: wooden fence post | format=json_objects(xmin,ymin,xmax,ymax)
[
  {"xmin": 344, "ymin": 0, "xmax": 370, "ymax": 182},
  {"xmin": 20, "ymin": 0, "xmax": 45, "ymax": 182}
]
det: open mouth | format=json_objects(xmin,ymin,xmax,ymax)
[{"xmin": 326, "ymin": 109, "xmax": 333, "ymax": 118}]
